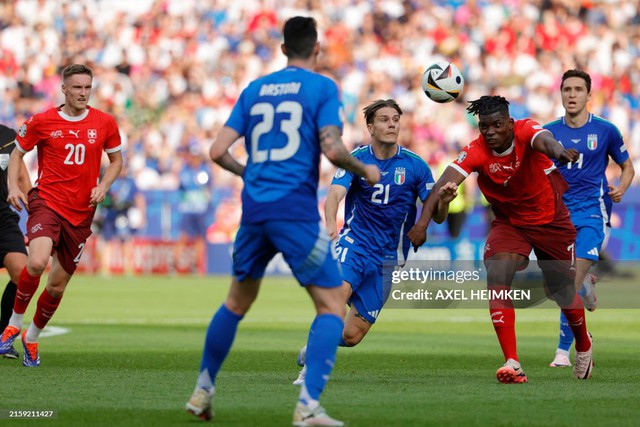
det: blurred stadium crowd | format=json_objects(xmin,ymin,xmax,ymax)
[{"xmin": 1, "ymin": 0, "xmax": 639, "ymax": 244}]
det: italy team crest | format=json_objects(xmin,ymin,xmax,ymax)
[
  {"xmin": 587, "ymin": 134, "xmax": 598, "ymax": 150},
  {"xmin": 394, "ymin": 167, "xmax": 406, "ymax": 185}
]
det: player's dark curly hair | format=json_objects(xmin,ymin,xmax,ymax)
[
  {"xmin": 466, "ymin": 95, "xmax": 510, "ymax": 116},
  {"xmin": 561, "ymin": 69, "xmax": 591, "ymax": 93},
  {"xmin": 363, "ymin": 99, "xmax": 403, "ymax": 124}
]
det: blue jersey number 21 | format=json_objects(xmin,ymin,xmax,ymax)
[{"xmin": 250, "ymin": 101, "xmax": 302, "ymax": 163}]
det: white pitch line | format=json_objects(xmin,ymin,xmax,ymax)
[{"xmin": 38, "ymin": 325, "xmax": 71, "ymax": 338}]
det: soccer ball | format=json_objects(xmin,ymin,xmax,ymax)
[{"xmin": 421, "ymin": 61, "xmax": 464, "ymax": 103}]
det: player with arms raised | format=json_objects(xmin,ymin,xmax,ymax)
[
  {"xmin": 408, "ymin": 95, "xmax": 594, "ymax": 382},
  {"xmin": 292, "ymin": 99, "xmax": 451, "ymax": 385},
  {"xmin": 185, "ymin": 17, "xmax": 379, "ymax": 426},
  {"xmin": 545, "ymin": 69, "xmax": 635, "ymax": 367},
  {"xmin": 0, "ymin": 64, "xmax": 122, "ymax": 367}
]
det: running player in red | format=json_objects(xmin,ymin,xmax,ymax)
[
  {"xmin": 408, "ymin": 95, "xmax": 594, "ymax": 382},
  {"xmin": 0, "ymin": 64, "xmax": 123, "ymax": 367}
]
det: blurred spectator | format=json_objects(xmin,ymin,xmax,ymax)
[
  {"xmin": 1, "ymin": 0, "xmax": 639, "ymax": 243},
  {"xmin": 97, "ymin": 166, "xmax": 146, "ymax": 276},
  {"xmin": 174, "ymin": 144, "xmax": 212, "ymax": 273}
]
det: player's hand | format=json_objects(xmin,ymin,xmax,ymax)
[
  {"xmin": 89, "ymin": 185, "xmax": 107, "ymax": 206},
  {"xmin": 407, "ymin": 223, "xmax": 427, "ymax": 253},
  {"xmin": 608, "ymin": 184, "xmax": 624, "ymax": 203},
  {"xmin": 363, "ymin": 164, "xmax": 380, "ymax": 186},
  {"xmin": 7, "ymin": 188, "xmax": 28, "ymax": 212},
  {"xmin": 439, "ymin": 182, "xmax": 458, "ymax": 204},
  {"xmin": 326, "ymin": 222, "xmax": 338, "ymax": 240},
  {"xmin": 558, "ymin": 148, "xmax": 579, "ymax": 164}
]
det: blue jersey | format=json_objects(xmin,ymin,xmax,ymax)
[
  {"xmin": 178, "ymin": 163, "xmax": 211, "ymax": 214},
  {"xmin": 225, "ymin": 66, "xmax": 343, "ymax": 225},
  {"xmin": 333, "ymin": 145, "xmax": 434, "ymax": 263},
  {"xmin": 544, "ymin": 114, "xmax": 629, "ymax": 223}
]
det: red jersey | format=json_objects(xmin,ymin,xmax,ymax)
[
  {"xmin": 16, "ymin": 106, "xmax": 122, "ymax": 226},
  {"xmin": 451, "ymin": 119, "xmax": 558, "ymax": 226}
]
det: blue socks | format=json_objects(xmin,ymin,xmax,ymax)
[
  {"xmin": 557, "ymin": 311, "xmax": 574, "ymax": 352},
  {"xmin": 198, "ymin": 304, "xmax": 243, "ymax": 391},
  {"xmin": 299, "ymin": 314, "xmax": 344, "ymax": 404}
]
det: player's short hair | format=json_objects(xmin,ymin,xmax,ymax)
[
  {"xmin": 282, "ymin": 16, "xmax": 318, "ymax": 60},
  {"xmin": 466, "ymin": 95, "xmax": 510, "ymax": 117},
  {"xmin": 363, "ymin": 99, "xmax": 403, "ymax": 124},
  {"xmin": 62, "ymin": 64, "xmax": 93, "ymax": 81},
  {"xmin": 561, "ymin": 69, "xmax": 591, "ymax": 93}
]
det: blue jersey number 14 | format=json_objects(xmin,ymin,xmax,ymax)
[{"xmin": 566, "ymin": 153, "xmax": 584, "ymax": 170}]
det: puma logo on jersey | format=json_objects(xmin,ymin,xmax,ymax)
[
  {"xmin": 31, "ymin": 223, "xmax": 43, "ymax": 233},
  {"xmin": 69, "ymin": 130, "xmax": 80, "ymax": 138}
]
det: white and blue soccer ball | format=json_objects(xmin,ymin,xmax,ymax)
[{"xmin": 421, "ymin": 61, "xmax": 464, "ymax": 104}]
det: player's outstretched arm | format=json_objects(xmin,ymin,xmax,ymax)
[
  {"xmin": 90, "ymin": 150, "xmax": 123, "ymax": 206},
  {"xmin": 319, "ymin": 125, "xmax": 380, "ymax": 185},
  {"xmin": 324, "ymin": 184, "xmax": 347, "ymax": 240},
  {"xmin": 7, "ymin": 147, "xmax": 28, "ymax": 212},
  {"xmin": 408, "ymin": 166, "xmax": 465, "ymax": 251},
  {"xmin": 609, "ymin": 158, "xmax": 635, "ymax": 203},
  {"xmin": 209, "ymin": 126, "xmax": 245, "ymax": 177},
  {"xmin": 532, "ymin": 130, "xmax": 579, "ymax": 163}
]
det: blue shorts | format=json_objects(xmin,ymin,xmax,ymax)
[
  {"xmin": 574, "ymin": 219, "xmax": 609, "ymax": 261},
  {"xmin": 180, "ymin": 212, "xmax": 209, "ymax": 238},
  {"xmin": 338, "ymin": 243, "xmax": 392, "ymax": 324},
  {"xmin": 232, "ymin": 220, "xmax": 342, "ymax": 287}
]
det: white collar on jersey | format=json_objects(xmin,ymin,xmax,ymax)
[
  {"xmin": 57, "ymin": 106, "xmax": 90, "ymax": 122},
  {"xmin": 492, "ymin": 140, "xmax": 514, "ymax": 157}
]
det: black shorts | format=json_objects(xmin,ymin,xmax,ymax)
[{"xmin": 0, "ymin": 208, "xmax": 27, "ymax": 267}]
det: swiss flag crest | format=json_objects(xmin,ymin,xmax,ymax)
[{"xmin": 394, "ymin": 167, "xmax": 406, "ymax": 185}]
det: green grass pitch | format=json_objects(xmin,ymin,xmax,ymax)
[{"xmin": 1, "ymin": 274, "xmax": 639, "ymax": 426}]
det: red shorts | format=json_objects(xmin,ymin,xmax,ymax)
[
  {"xmin": 484, "ymin": 201, "xmax": 577, "ymax": 307},
  {"xmin": 26, "ymin": 190, "xmax": 93, "ymax": 275},
  {"xmin": 484, "ymin": 202, "xmax": 576, "ymax": 262}
]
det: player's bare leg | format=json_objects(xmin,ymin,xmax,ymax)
[{"xmin": 341, "ymin": 306, "xmax": 373, "ymax": 347}]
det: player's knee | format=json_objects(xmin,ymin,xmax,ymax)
[
  {"xmin": 224, "ymin": 298, "xmax": 253, "ymax": 316},
  {"xmin": 45, "ymin": 284, "xmax": 65, "ymax": 298},
  {"xmin": 341, "ymin": 330, "xmax": 363, "ymax": 347},
  {"xmin": 27, "ymin": 257, "xmax": 49, "ymax": 276}
]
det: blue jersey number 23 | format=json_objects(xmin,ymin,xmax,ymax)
[{"xmin": 250, "ymin": 101, "xmax": 302, "ymax": 163}]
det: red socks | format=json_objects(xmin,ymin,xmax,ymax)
[
  {"xmin": 489, "ymin": 286, "xmax": 518, "ymax": 361},
  {"xmin": 561, "ymin": 294, "xmax": 591, "ymax": 352},
  {"xmin": 14, "ymin": 267, "xmax": 41, "ymax": 314},
  {"xmin": 33, "ymin": 290, "xmax": 63, "ymax": 329}
]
